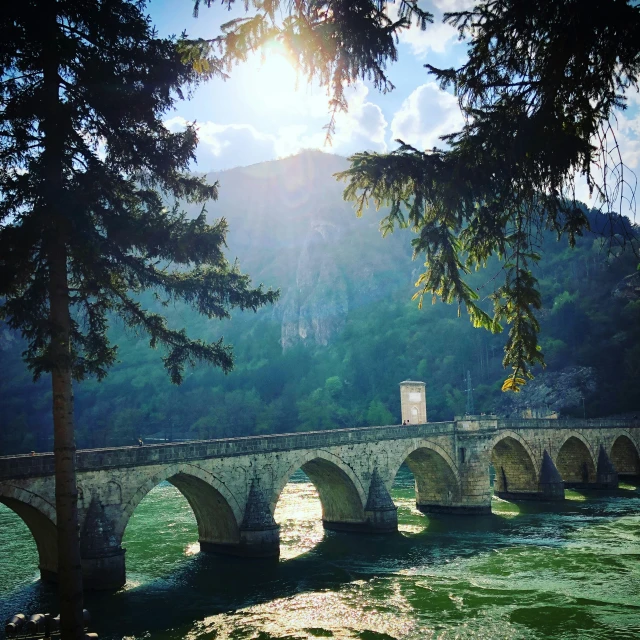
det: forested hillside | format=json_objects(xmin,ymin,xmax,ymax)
[{"xmin": 1, "ymin": 151, "xmax": 638, "ymax": 454}]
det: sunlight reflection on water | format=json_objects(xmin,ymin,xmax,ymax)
[
  {"xmin": 275, "ymin": 479, "xmax": 324, "ymax": 560},
  {"xmin": 1, "ymin": 469, "xmax": 639, "ymax": 640}
]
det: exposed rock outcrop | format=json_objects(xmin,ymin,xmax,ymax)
[
  {"xmin": 498, "ymin": 366, "xmax": 597, "ymax": 418},
  {"xmin": 280, "ymin": 221, "xmax": 349, "ymax": 349},
  {"xmin": 612, "ymin": 272, "xmax": 640, "ymax": 300}
]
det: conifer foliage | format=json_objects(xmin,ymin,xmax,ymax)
[
  {"xmin": 0, "ymin": 1, "xmax": 276, "ymax": 637},
  {"xmin": 339, "ymin": 0, "xmax": 640, "ymax": 390},
  {"xmin": 192, "ymin": 0, "xmax": 432, "ymax": 140}
]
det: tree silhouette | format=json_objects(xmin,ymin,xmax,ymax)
[{"xmin": 1, "ymin": 1, "xmax": 276, "ymax": 637}]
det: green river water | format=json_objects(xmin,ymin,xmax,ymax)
[{"xmin": 1, "ymin": 468, "xmax": 639, "ymax": 640}]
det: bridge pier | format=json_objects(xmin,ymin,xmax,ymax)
[
  {"xmin": 495, "ymin": 448, "xmax": 565, "ymax": 502},
  {"xmin": 82, "ymin": 549, "xmax": 126, "ymax": 591},
  {"xmin": 201, "ymin": 481, "xmax": 280, "ymax": 557},
  {"xmin": 1, "ymin": 417, "xmax": 638, "ymax": 592},
  {"xmin": 416, "ymin": 449, "xmax": 492, "ymax": 515},
  {"xmin": 80, "ymin": 500, "xmax": 126, "ymax": 590},
  {"xmin": 237, "ymin": 481, "xmax": 280, "ymax": 557},
  {"xmin": 199, "ymin": 528, "xmax": 280, "ymax": 558},
  {"xmin": 362, "ymin": 468, "xmax": 398, "ymax": 532},
  {"xmin": 322, "ymin": 468, "xmax": 398, "ymax": 533},
  {"xmin": 536, "ymin": 449, "xmax": 565, "ymax": 500},
  {"xmin": 595, "ymin": 444, "xmax": 619, "ymax": 489}
]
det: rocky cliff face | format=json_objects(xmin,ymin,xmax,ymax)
[
  {"xmin": 275, "ymin": 213, "xmax": 413, "ymax": 350},
  {"xmin": 280, "ymin": 221, "xmax": 349, "ymax": 349},
  {"xmin": 195, "ymin": 151, "xmax": 414, "ymax": 352},
  {"xmin": 613, "ymin": 272, "xmax": 640, "ymax": 300},
  {"xmin": 498, "ymin": 366, "xmax": 597, "ymax": 418}
]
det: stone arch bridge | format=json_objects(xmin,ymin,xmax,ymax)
[{"xmin": 0, "ymin": 417, "xmax": 638, "ymax": 590}]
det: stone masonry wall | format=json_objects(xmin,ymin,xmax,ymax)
[
  {"xmin": 492, "ymin": 436, "xmax": 538, "ymax": 493},
  {"xmin": 0, "ymin": 418, "xmax": 638, "ymax": 589},
  {"xmin": 611, "ymin": 435, "xmax": 640, "ymax": 476}
]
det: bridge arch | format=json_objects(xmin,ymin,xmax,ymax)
[
  {"xmin": 116, "ymin": 463, "xmax": 242, "ymax": 547},
  {"xmin": 273, "ymin": 450, "xmax": 367, "ymax": 527},
  {"xmin": 555, "ymin": 432, "xmax": 597, "ymax": 486},
  {"xmin": 390, "ymin": 440, "xmax": 461, "ymax": 510},
  {"xmin": 490, "ymin": 431, "xmax": 539, "ymax": 497},
  {"xmin": 610, "ymin": 433, "xmax": 640, "ymax": 479},
  {"xmin": 0, "ymin": 485, "xmax": 58, "ymax": 581}
]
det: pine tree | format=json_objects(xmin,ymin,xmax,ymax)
[
  {"xmin": 196, "ymin": 0, "xmax": 640, "ymax": 390},
  {"xmin": 0, "ymin": 2, "xmax": 277, "ymax": 637}
]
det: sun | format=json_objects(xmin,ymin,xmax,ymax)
[{"xmin": 249, "ymin": 40, "xmax": 314, "ymax": 114}]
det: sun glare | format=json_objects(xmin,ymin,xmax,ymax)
[{"xmin": 250, "ymin": 41, "xmax": 318, "ymax": 115}]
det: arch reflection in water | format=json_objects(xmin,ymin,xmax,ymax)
[
  {"xmin": 272, "ymin": 453, "xmax": 371, "ymax": 559},
  {"xmin": 118, "ymin": 466, "xmax": 241, "ymax": 555},
  {"xmin": 272, "ymin": 453, "xmax": 367, "ymax": 532},
  {"xmin": 391, "ymin": 463, "xmax": 428, "ymax": 534}
]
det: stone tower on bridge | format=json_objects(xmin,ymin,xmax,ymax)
[{"xmin": 400, "ymin": 380, "xmax": 427, "ymax": 424}]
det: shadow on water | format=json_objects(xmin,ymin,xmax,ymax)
[{"xmin": 2, "ymin": 481, "xmax": 639, "ymax": 639}]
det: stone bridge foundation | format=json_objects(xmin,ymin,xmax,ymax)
[{"xmin": 1, "ymin": 417, "xmax": 638, "ymax": 590}]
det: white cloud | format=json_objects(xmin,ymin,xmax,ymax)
[
  {"xmin": 616, "ymin": 106, "xmax": 640, "ymax": 169},
  {"xmin": 402, "ymin": 20, "xmax": 459, "ymax": 55},
  {"xmin": 163, "ymin": 83, "xmax": 387, "ymax": 171},
  {"xmin": 390, "ymin": 82, "xmax": 464, "ymax": 150},
  {"xmin": 385, "ymin": 1, "xmax": 468, "ymax": 57},
  {"xmin": 388, "ymin": 5, "xmax": 454, "ymax": 57},
  {"xmin": 331, "ymin": 82, "xmax": 388, "ymax": 152},
  {"xmin": 432, "ymin": 0, "xmax": 476, "ymax": 11},
  {"xmin": 164, "ymin": 116, "xmax": 279, "ymax": 170},
  {"xmin": 269, "ymin": 83, "xmax": 388, "ymax": 157}
]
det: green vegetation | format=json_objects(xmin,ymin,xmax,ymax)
[
  {"xmin": 3, "ymin": 2, "xmax": 638, "ymax": 636},
  {"xmin": 1, "ymin": 154, "xmax": 638, "ymax": 453},
  {"xmin": 337, "ymin": 0, "xmax": 640, "ymax": 389}
]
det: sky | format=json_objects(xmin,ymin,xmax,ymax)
[{"xmin": 149, "ymin": 0, "xmax": 640, "ymax": 215}]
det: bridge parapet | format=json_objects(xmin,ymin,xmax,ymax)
[
  {"xmin": 1, "ymin": 418, "xmax": 638, "ymax": 480},
  {"xmin": 0, "ymin": 421, "xmax": 458, "ymax": 479},
  {"xmin": 500, "ymin": 418, "xmax": 638, "ymax": 431}
]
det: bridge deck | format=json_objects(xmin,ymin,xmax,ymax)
[{"xmin": 0, "ymin": 418, "xmax": 636, "ymax": 480}]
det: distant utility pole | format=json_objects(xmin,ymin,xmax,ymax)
[{"xmin": 465, "ymin": 370, "xmax": 475, "ymax": 416}]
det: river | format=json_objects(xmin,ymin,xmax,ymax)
[{"xmin": 1, "ymin": 468, "xmax": 639, "ymax": 639}]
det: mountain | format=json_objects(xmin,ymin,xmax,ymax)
[
  {"xmin": 1, "ymin": 151, "xmax": 639, "ymax": 454},
  {"xmin": 198, "ymin": 151, "xmax": 415, "ymax": 349}
]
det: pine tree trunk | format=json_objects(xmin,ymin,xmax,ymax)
[
  {"xmin": 40, "ymin": 1, "xmax": 85, "ymax": 636},
  {"xmin": 49, "ymin": 235, "xmax": 85, "ymax": 640}
]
